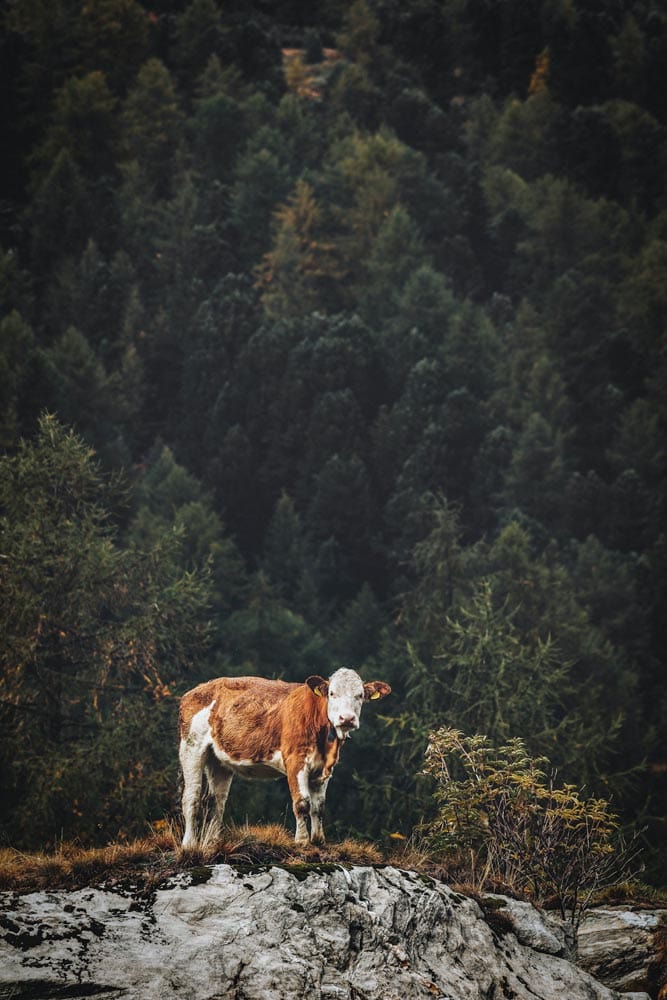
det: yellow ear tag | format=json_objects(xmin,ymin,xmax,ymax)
[
  {"xmin": 314, "ymin": 686, "xmax": 325, "ymax": 697},
  {"xmin": 370, "ymin": 691, "xmax": 381, "ymax": 700}
]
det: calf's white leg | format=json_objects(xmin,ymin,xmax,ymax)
[
  {"xmin": 205, "ymin": 759, "xmax": 233, "ymax": 840},
  {"xmin": 179, "ymin": 701, "xmax": 216, "ymax": 849},
  {"xmin": 180, "ymin": 737, "xmax": 208, "ymax": 849},
  {"xmin": 287, "ymin": 763, "xmax": 311, "ymax": 844},
  {"xmin": 309, "ymin": 777, "xmax": 329, "ymax": 845}
]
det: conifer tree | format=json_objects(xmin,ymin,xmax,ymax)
[
  {"xmin": 120, "ymin": 58, "xmax": 185, "ymax": 199},
  {"xmin": 0, "ymin": 416, "xmax": 211, "ymax": 846},
  {"xmin": 258, "ymin": 179, "xmax": 343, "ymax": 318}
]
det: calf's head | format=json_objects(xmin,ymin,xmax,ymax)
[{"xmin": 307, "ymin": 667, "xmax": 391, "ymax": 739}]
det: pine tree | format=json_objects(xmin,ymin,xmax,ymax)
[
  {"xmin": 28, "ymin": 148, "xmax": 93, "ymax": 271},
  {"xmin": 0, "ymin": 416, "xmax": 212, "ymax": 846},
  {"xmin": 120, "ymin": 58, "xmax": 185, "ymax": 199},
  {"xmin": 258, "ymin": 179, "xmax": 343, "ymax": 318},
  {"xmin": 29, "ymin": 71, "xmax": 118, "ymax": 189},
  {"xmin": 0, "ymin": 311, "xmax": 39, "ymax": 447}
]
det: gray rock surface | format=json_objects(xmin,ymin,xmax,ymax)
[
  {"xmin": 485, "ymin": 892, "xmax": 574, "ymax": 957},
  {"xmin": 0, "ymin": 864, "xmax": 641, "ymax": 1000},
  {"xmin": 577, "ymin": 907, "xmax": 667, "ymax": 998}
]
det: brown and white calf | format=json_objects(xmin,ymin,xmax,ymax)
[{"xmin": 178, "ymin": 668, "xmax": 391, "ymax": 848}]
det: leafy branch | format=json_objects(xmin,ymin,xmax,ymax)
[{"xmin": 420, "ymin": 727, "xmax": 642, "ymax": 927}]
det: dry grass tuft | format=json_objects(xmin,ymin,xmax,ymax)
[
  {"xmin": 385, "ymin": 839, "xmax": 438, "ymax": 874},
  {"xmin": 0, "ymin": 821, "xmax": 394, "ymax": 894},
  {"xmin": 226, "ymin": 824, "xmax": 387, "ymax": 868},
  {"xmin": 0, "ymin": 841, "xmax": 152, "ymax": 892},
  {"xmin": 0, "ymin": 832, "xmax": 183, "ymax": 894},
  {"xmin": 4, "ymin": 825, "xmax": 658, "ymax": 906},
  {"xmin": 334, "ymin": 837, "xmax": 384, "ymax": 866}
]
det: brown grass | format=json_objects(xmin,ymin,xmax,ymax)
[
  {"xmin": 0, "ymin": 821, "xmax": 405, "ymax": 894},
  {"xmin": 2, "ymin": 826, "xmax": 660, "ymax": 907},
  {"xmin": 0, "ymin": 833, "xmax": 177, "ymax": 894}
]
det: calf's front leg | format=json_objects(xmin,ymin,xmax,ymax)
[
  {"xmin": 308, "ymin": 776, "xmax": 329, "ymax": 845},
  {"xmin": 286, "ymin": 760, "xmax": 312, "ymax": 844}
]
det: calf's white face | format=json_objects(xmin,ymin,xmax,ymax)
[{"xmin": 325, "ymin": 667, "xmax": 366, "ymax": 739}]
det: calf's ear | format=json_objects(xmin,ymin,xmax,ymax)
[
  {"xmin": 363, "ymin": 681, "xmax": 392, "ymax": 701},
  {"xmin": 306, "ymin": 675, "xmax": 329, "ymax": 698}
]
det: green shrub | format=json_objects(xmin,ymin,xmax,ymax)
[{"xmin": 421, "ymin": 727, "xmax": 641, "ymax": 926}]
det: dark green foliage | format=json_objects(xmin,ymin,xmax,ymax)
[
  {"xmin": 421, "ymin": 728, "xmax": 641, "ymax": 924},
  {"xmin": 29, "ymin": 71, "xmax": 118, "ymax": 193},
  {"xmin": 0, "ymin": 311, "xmax": 40, "ymax": 446},
  {"xmin": 172, "ymin": 0, "xmax": 228, "ymax": 87},
  {"xmin": 119, "ymin": 58, "xmax": 185, "ymax": 200},
  {"xmin": 0, "ymin": 416, "xmax": 212, "ymax": 846},
  {"xmin": 0, "ymin": 0, "xmax": 664, "ymax": 879},
  {"xmin": 28, "ymin": 149, "xmax": 94, "ymax": 271},
  {"xmin": 303, "ymin": 28, "xmax": 324, "ymax": 65}
]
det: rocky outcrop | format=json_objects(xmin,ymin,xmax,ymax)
[
  {"xmin": 577, "ymin": 907, "xmax": 667, "ymax": 999},
  {"xmin": 0, "ymin": 864, "xmax": 650, "ymax": 1000}
]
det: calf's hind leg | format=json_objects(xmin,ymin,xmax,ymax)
[
  {"xmin": 205, "ymin": 757, "xmax": 233, "ymax": 841},
  {"xmin": 179, "ymin": 737, "xmax": 208, "ymax": 850}
]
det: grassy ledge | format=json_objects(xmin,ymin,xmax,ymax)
[
  {"xmin": 2, "ymin": 823, "xmax": 664, "ymax": 909},
  {"xmin": 0, "ymin": 822, "xmax": 419, "ymax": 895}
]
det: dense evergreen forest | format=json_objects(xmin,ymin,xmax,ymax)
[{"xmin": 1, "ymin": 0, "xmax": 665, "ymax": 880}]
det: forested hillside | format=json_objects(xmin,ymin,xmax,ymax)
[{"xmin": 1, "ymin": 0, "xmax": 665, "ymax": 880}]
